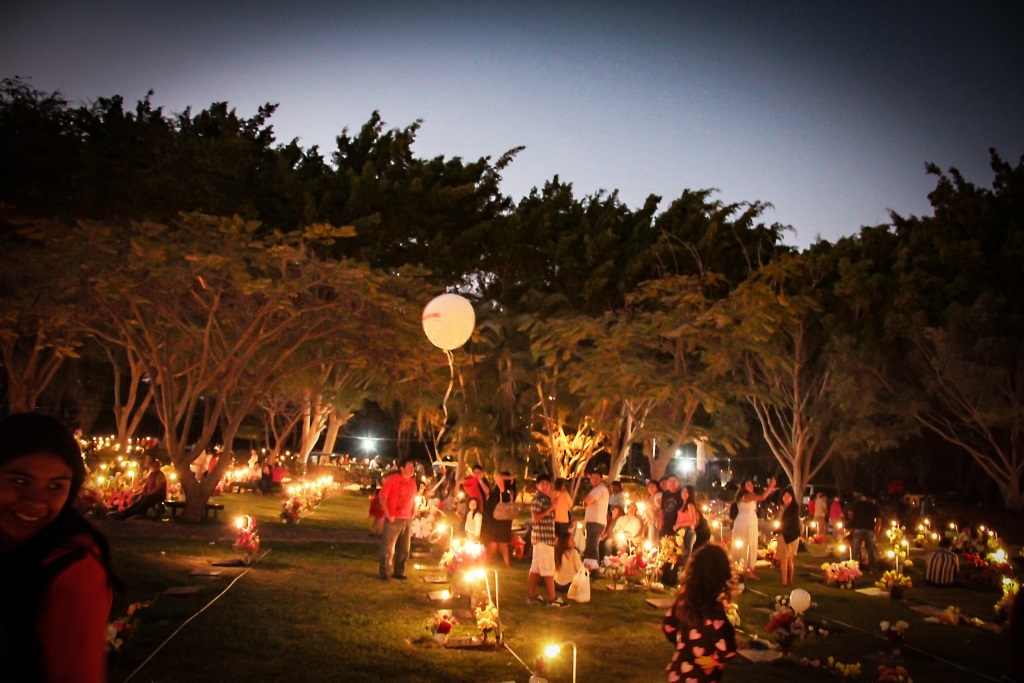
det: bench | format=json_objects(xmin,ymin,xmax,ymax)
[{"xmin": 164, "ymin": 501, "xmax": 226, "ymax": 520}]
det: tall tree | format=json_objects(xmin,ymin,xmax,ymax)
[
  {"xmin": 881, "ymin": 151, "xmax": 1024, "ymax": 509},
  {"xmin": 44, "ymin": 214, "xmax": 421, "ymax": 520},
  {"xmin": 0, "ymin": 219, "xmax": 87, "ymax": 413},
  {"xmin": 705, "ymin": 253, "xmax": 890, "ymax": 497}
]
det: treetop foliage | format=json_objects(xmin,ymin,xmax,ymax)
[{"xmin": 3, "ymin": 77, "xmax": 1024, "ymax": 508}]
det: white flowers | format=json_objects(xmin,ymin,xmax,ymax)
[{"xmin": 880, "ymin": 620, "xmax": 909, "ymax": 633}]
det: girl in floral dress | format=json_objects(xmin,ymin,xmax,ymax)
[{"xmin": 663, "ymin": 544, "xmax": 738, "ymax": 682}]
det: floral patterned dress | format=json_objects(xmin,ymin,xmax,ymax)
[{"xmin": 663, "ymin": 603, "xmax": 737, "ymax": 682}]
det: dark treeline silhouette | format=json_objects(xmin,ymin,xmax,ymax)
[{"xmin": 2, "ymin": 76, "xmax": 1023, "ymax": 512}]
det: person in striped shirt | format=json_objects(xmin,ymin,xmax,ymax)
[{"xmin": 924, "ymin": 538, "xmax": 959, "ymax": 586}]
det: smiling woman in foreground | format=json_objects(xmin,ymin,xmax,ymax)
[{"xmin": 0, "ymin": 413, "xmax": 117, "ymax": 683}]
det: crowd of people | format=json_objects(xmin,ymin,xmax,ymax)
[{"xmin": 1, "ymin": 411, "xmax": 1017, "ymax": 683}]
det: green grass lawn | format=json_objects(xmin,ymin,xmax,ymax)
[{"xmin": 105, "ymin": 491, "xmax": 1015, "ymax": 682}]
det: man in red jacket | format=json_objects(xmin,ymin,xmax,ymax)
[{"xmin": 378, "ymin": 458, "xmax": 419, "ymax": 580}]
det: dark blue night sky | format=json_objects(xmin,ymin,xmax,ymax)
[{"xmin": 4, "ymin": 1, "xmax": 1022, "ymax": 247}]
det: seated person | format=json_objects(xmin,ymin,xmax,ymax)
[
  {"xmin": 111, "ymin": 457, "xmax": 167, "ymax": 519},
  {"xmin": 924, "ymin": 537, "xmax": 959, "ymax": 586},
  {"xmin": 553, "ymin": 533, "xmax": 583, "ymax": 592},
  {"xmin": 259, "ymin": 463, "xmax": 274, "ymax": 493},
  {"xmin": 600, "ymin": 503, "xmax": 644, "ymax": 557}
]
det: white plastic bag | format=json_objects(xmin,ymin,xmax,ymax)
[{"xmin": 567, "ymin": 566, "xmax": 590, "ymax": 603}]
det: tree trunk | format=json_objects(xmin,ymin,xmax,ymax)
[
  {"xmin": 999, "ymin": 477, "xmax": 1023, "ymax": 512},
  {"xmin": 323, "ymin": 412, "xmax": 343, "ymax": 454}
]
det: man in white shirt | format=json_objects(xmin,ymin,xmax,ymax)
[{"xmin": 583, "ymin": 471, "xmax": 609, "ymax": 561}]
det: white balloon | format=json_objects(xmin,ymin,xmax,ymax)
[
  {"xmin": 789, "ymin": 588, "xmax": 811, "ymax": 614},
  {"xmin": 422, "ymin": 293, "xmax": 475, "ymax": 350}
]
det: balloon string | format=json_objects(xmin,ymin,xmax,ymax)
[{"xmin": 434, "ymin": 349, "xmax": 455, "ymax": 461}]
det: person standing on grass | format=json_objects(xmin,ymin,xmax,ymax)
[
  {"xmin": 813, "ymin": 491, "xmax": 828, "ymax": 537},
  {"xmin": 849, "ymin": 492, "xmax": 880, "ymax": 572},
  {"xmin": 672, "ymin": 485, "xmax": 699, "ymax": 566},
  {"xmin": 829, "ymin": 495, "xmax": 844, "ymax": 538},
  {"xmin": 582, "ymin": 470, "xmax": 609, "ymax": 561},
  {"xmin": 367, "ymin": 487, "xmax": 384, "ymax": 537},
  {"xmin": 644, "ymin": 479, "xmax": 663, "ymax": 543},
  {"xmin": 527, "ymin": 474, "xmax": 565, "ymax": 606},
  {"xmin": 459, "ymin": 464, "xmax": 488, "ymax": 512},
  {"xmin": 662, "ymin": 544, "xmax": 738, "ymax": 682},
  {"xmin": 378, "ymin": 458, "xmax": 419, "ymax": 581},
  {"xmin": 729, "ymin": 478, "xmax": 777, "ymax": 579},
  {"xmin": 0, "ymin": 413, "xmax": 118, "ymax": 683},
  {"xmin": 660, "ymin": 475, "xmax": 683, "ymax": 539},
  {"xmin": 552, "ymin": 477, "xmax": 574, "ymax": 539},
  {"xmin": 775, "ymin": 488, "xmax": 802, "ymax": 587},
  {"xmin": 464, "ymin": 496, "xmax": 482, "ymax": 543}
]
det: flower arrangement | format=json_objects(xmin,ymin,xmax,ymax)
[
  {"xmin": 923, "ymin": 605, "xmax": 967, "ymax": 626},
  {"xmin": 279, "ymin": 478, "xmax": 335, "ymax": 524},
  {"xmin": 876, "ymin": 570, "xmax": 912, "ymax": 598},
  {"xmin": 996, "ymin": 577, "xmax": 1020, "ymax": 625},
  {"xmin": 808, "ymin": 533, "xmax": 826, "ymax": 545},
  {"xmin": 233, "ymin": 515, "xmax": 260, "ymax": 562},
  {"xmin": 280, "ymin": 495, "xmax": 303, "ymax": 524},
  {"xmin": 822, "ymin": 560, "xmax": 862, "ymax": 588},
  {"xmin": 439, "ymin": 541, "xmax": 485, "ymax": 575},
  {"xmin": 105, "ymin": 489, "xmax": 135, "ymax": 514},
  {"xmin": 659, "ymin": 534, "xmax": 683, "ymax": 568},
  {"xmin": 884, "ymin": 523, "xmax": 911, "ymax": 572},
  {"xmin": 877, "ymin": 664, "xmax": 913, "ymax": 682},
  {"xmin": 623, "ymin": 548, "xmax": 650, "ymax": 584},
  {"xmin": 510, "ymin": 534, "xmax": 525, "ymax": 559},
  {"xmin": 765, "ymin": 595, "xmax": 806, "ymax": 653},
  {"xmin": 106, "ymin": 600, "xmax": 151, "ymax": 652},
  {"xmin": 411, "ymin": 512, "xmax": 435, "ymax": 540},
  {"xmin": 880, "ymin": 620, "xmax": 909, "ymax": 655},
  {"xmin": 826, "ymin": 657, "xmax": 862, "ymax": 679},
  {"xmin": 758, "ymin": 538, "xmax": 778, "ymax": 566},
  {"xmin": 959, "ymin": 552, "xmax": 1006, "ymax": 590},
  {"xmin": 984, "ymin": 547, "xmax": 1014, "ymax": 575},
  {"xmin": 76, "ymin": 486, "xmax": 107, "ymax": 516},
  {"xmin": 603, "ymin": 552, "xmax": 625, "ymax": 587},
  {"xmin": 474, "ymin": 602, "xmax": 499, "ymax": 633},
  {"xmin": 724, "ymin": 602, "xmax": 741, "ymax": 628},
  {"xmin": 428, "ymin": 611, "xmax": 458, "ymax": 635}
]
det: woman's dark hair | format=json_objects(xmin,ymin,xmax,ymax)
[
  {"xmin": 781, "ymin": 487, "xmax": 795, "ymax": 503},
  {"xmin": 554, "ymin": 477, "xmax": 566, "ymax": 491},
  {"xmin": 733, "ymin": 480, "xmax": 752, "ymax": 502},
  {"xmin": 672, "ymin": 544, "xmax": 732, "ymax": 627},
  {"xmin": 0, "ymin": 413, "xmax": 120, "ymax": 679},
  {"xmin": 554, "ymin": 532, "xmax": 572, "ymax": 570},
  {"xmin": 0, "ymin": 412, "xmax": 85, "ymax": 508},
  {"xmin": 0, "ymin": 413, "xmax": 118, "ymax": 583}
]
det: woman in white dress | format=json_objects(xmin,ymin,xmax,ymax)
[{"xmin": 729, "ymin": 478, "xmax": 777, "ymax": 578}]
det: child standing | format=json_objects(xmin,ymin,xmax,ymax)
[
  {"xmin": 464, "ymin": 497, "xmax": 482, "ymax": 542},
  {"xmin": 368, "ymin": 488, "xmax": 384, "ymax": 537}
]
